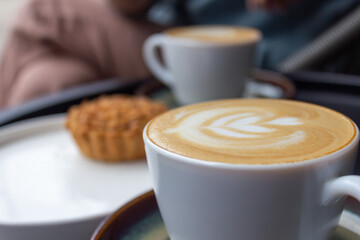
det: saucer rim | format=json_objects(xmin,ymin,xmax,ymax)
[
  {"xmin": 91, "ymin": 191, "xmax": 156, "ymax": 240},
  {"xmin": 0, "ymin": 114, "xmax": 151, "ymax": 226}
]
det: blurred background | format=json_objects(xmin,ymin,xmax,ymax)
[
  {"xmin": 0, "ymin": 0, "xmax": 360, "ymax": 151},
  {"xmin": 0, "ymin": 0, "xmax": 22, "ymax": 55},
  {"xmin": 0, "ymin": 0, "xmax": 359, "ymax": 108}
]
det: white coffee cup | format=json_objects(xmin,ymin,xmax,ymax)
[
  {"xmin": 143, "ymin": 25, "xmax": 261, "ymax": 105},
  {"xmin": 143, "ymin": 99, "xmax": 360, "ymax": 240}
]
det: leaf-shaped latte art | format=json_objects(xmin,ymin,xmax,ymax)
[
  {"xmin": 266, "ymin": 117, "xmax": 302, "ymax": 125},
  {"xmin": 214, "ymin": 118, "xmax": 275, "ymax": 133},
  {"xmin": 166, "ymin": 108, "xmax": 306, "ymax": 153},
  {"xmin": 168, "ymin": 112, "xmax": 299, "ymax": 138},
  {"xmin": 211, "ymin": 113, "xmax": 253, "ymax": 126},
  {"xmin": 205, "ymin": 127, "xmax": 258, "ymax": 138},
  {"xmin": 148, "ymin": 99, "xmax": 355, "ymax": 164}
]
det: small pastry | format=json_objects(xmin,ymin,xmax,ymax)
[{"xmin": 66, "ymin": 94, "xmax": 167, "ymax": 162}]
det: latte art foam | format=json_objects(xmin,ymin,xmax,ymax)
[
  {"xmin": 147, "ymin": 99, "xmax": 356, "ymax": 164},
  {"xmin": 166, "ymin": 26, "xmax": 260, "ymax": 44}
]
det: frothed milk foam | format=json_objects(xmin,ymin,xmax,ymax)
[
  {"xmin": 166, "ymin": 26, "xmax": 260, "ymax": 44},
  {"xmin": 147, "ymin": 99, "xmax": 356, "ymax": 165}
]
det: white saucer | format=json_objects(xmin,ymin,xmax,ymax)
[{"xmin": 0, "ymin": 115, "xmax": 152, "ymax": 239}]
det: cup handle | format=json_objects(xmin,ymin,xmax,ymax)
[
  {"xmin": 322, "ymin": 175, "xmax": 360, "ymax": 205},
  {"xmin": 251, "ymin": 69, "xmax": 296, "ymax": 99},
  {"xmin": 143, "ymin": 34, "xmax": 174, "ymax": 87}
]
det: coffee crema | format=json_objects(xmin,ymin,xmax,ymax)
[
  {"xmin": 165, "ymin": 26, "xmax": 260, "ymax": 44},
  {"xmin": 147, "ymin": 99, "xmax": 356, "ymax": 165}
]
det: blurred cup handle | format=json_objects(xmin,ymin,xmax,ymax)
[
  {"xmin": 322, "ymin": 175, "xmax": 360, "ymax": 205},
  {"xmin": 251, "ymin": 69, "xmax": 296, "ymax": 99},
  {"xmin": 143, "ymin": 34, "xmax": 174, "ymax": 87}
]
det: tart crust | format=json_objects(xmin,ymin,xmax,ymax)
[{"xmin": 66, "ymin": 95, "xmax": 166, "ymax": 162}]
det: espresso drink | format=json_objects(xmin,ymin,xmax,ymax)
[
  {"xmin": 147, "ymin": 99, "xmax": 356, "ymax": 165},
  {"xmin": 166, "ymin": 26, "xmax": 260, "ymax": 44}
]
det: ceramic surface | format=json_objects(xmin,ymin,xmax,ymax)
[
  {"xmin": 92, "ymin": 191, "xmax": 360, "ymax": 240},
  {"xmin": 143, "ymin": 28, "xmax": 261, "ymax": 105},
  {"xmin": 144, "ymin": 120, "xmax": 360, "ymax": 240},
  {"xmin": 0, "ymin": 115, "xmax": 152, "ymax": 240}
]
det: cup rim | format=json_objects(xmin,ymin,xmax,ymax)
[
  {"xmin": 162, "ymin": 25, "xmax": 262, "ymax": 47},
  {"xmin": 143, "ymin": 112, "xmax": 359, "ymax": 171}
]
